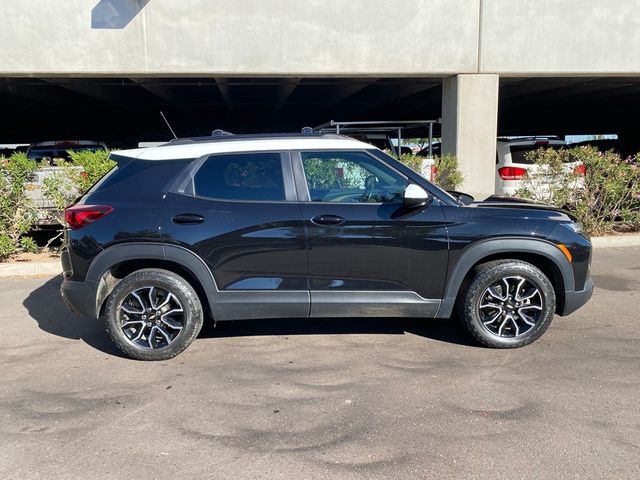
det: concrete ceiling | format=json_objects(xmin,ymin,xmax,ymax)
[{"xmin": 1, "ymin": 76, "xmax": 639, "ymax": 146}]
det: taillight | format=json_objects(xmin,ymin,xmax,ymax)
[
  {"xmin": 498, "ymin": 166, "xmax": 528, "ymax": 180},
  {"xmin": 574, "ymin": 164, "xmax": 586, "ymax": 176},
  {"xmin": 64, "ymin": 204, "xmax": 113, "ymax": 229}
]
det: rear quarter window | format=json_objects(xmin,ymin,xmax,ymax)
[
  {"xmin": 88, "ymin": 159, "xmax": 191, "ymax": 201},
  {"xmin": 193, "ymin": 153, "xmax": 285, "ymax": 201}
]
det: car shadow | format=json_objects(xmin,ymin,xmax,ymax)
[
  {"xmin": 24, "ymin": 277, "xmax": 476, "ymax": 358},
  {"xmin": 199, "ymin": 310, "xmax": 476, "ymax": 348},
  {"xmin": 23, "ymin": 276, "xmax": 128, "ymax": 358}
]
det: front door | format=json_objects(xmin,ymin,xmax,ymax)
[
  {"xmin": 293, "ymin": 150, "xmax": 449, "ymax": 317},
  {"xmin": 159, "ymin": 151, "xmax": 309, "ymax": 320}
]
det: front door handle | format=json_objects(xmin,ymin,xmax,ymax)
[
  {"xmin": 311, "ymin": 214, "xmax": 345, "ymax": 226},
  {"xmin": 172, "ymin": 213, "xmax": 205, "ymax": 225}
]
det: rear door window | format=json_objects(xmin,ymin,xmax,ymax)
[{"xmin": 194, "ymin": 152, "xmax": 285, "ymax": 201}]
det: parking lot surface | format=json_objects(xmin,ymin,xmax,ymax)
[{"xmin": 1, "ymin": 248, "xmax": 639, "ymax": 480}]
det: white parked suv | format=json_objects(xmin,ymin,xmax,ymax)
[{"xmin": 494, "ymin": 137, "xmax": 584, "ymax": 197}]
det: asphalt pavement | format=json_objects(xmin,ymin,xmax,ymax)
[{"xmin": 1, "ymin": 248, "xmax": 639, "ymax": 479}]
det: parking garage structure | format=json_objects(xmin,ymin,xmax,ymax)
[{"xmin": 2, "ymin": 0, "xmax": 640, "ymax": 198}]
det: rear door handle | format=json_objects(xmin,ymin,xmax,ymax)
[
  {"xmin": 311, "ymin": 214, "xmax": 345, "ymax": 226},
  {"xmin": 172, "ymin": 213, "xmax": 205, "ymax": 225}
]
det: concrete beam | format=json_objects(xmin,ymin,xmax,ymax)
[
  {"xmin": 442, "ymin": 74, "xmax": 499, "ymax": 200},
  {"xmin": 215, "ymin": 79, "xmax": 234, "ymax": 113},
  {"xmin": 41, "ymin": 78, "xmax": 149, "ymax": 113},
  {"xmin": 272, "ymin": 79, "xmax": 300, "ymax": 115},
  {"xmin": 129, "ymin": 78, "xmax": 180, "ymax": 105}
]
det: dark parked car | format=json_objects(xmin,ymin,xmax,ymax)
[{"xmin": 60, "ymin": 133, "xmax": 594, "ymax": 360}]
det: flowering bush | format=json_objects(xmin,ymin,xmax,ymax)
[
  {"xmin": 0, "ymin": 152, "xmax": 38, "ymax": 260},
  {"xmin": 42, "ymin": 150, "xmax": 115, "ymax": 225},
  {"xmin": 514, "ymin": 147, "xmax": 583, "ymax": 207},
  {"xmin": 517, "ymin": 146, "xmax": 640, "ymax": 235},
  {"xmin": 395, "ymin": 152, "xmax": 464, "ymax": 190}
]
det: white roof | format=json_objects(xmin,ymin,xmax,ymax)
[{"xmin": 116, "ymin": 136, "xmax": 374, "ymax": 160}]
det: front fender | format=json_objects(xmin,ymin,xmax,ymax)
[{"xmin": 436, "ymin": 237, "xmax": 574, "ymax": 318}]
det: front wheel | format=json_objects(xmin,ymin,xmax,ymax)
[
  {"xmin": 458, "ymin": 260, "xmax": 556, "ymax": 348},
  {"xmin": 104, "ymin": 269, "xmax": 203, "ymax": 360}
]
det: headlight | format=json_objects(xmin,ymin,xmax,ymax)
[{"xmin": 563, "ymin": 222, "xmax": 582, "ymax": 234}]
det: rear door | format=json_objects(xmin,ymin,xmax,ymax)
[
  {"xmin": 292, "ymin": 149, "xmax": 449, "ymax": 318},
  {"xmin": 159, "ymin": 151, "xmax": 309, "ymax": 320}
]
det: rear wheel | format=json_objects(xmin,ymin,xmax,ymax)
[
  {"xmin": 458, "ymin": 260, "xmax": 556, "ymax": 348},
  {"xmin": 104, "ymin": 269, "xmax": 203, "ymax": 360}
]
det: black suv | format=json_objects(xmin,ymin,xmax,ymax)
[{"xmin": 60, "ymin": 134, "xmax": 593, "ymax": 360}]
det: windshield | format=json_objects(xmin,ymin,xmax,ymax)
[{"xmin": 367, "ymin": 148, "xmax": 461, "ymax": 206}]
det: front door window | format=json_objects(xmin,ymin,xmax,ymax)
[{"xmin": 301, "ymin": 151, "xmax": 407, "ymax": 204}]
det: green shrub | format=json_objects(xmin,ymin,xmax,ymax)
[
  {"xmin": 19, "ymin": 236, "xmax": 38, "ymax": 253},
  {"xmin": 68, "ymin": 149, "xmax": 115, "ymax": 191},
  {"xmin": 396, "ymin": 152, "xmax": 424, "ymax": 174},
  {"xmin": 514, "ymin": 147, "xmax": 582, "ymax": 207},
  {"xmin": 0, "ymin": 152, "xmax": 37, "ymax": 259},
  {"xmin": 517, "ymin": 146, "xmax": 640, "ymax": 236},
  {"xmin": 42, "ymin": 150, "xmax": 116, "ymax": 225},
  {"xmin": 572, "ymin": 147, "xmax": 640, "ymax": 235},
  {"xmin": 395, "ymin": 152, "xmax": 464, "ymax": 190},
  {"xmin": 0, "ymin": 235, "xmax": 16, "ymax": 260},
  {"xmin": 42, "ymin": 160, "xmax": 83, "ymax": 223},
  {"xmin": 433, "ymin": 153, "xmax": 464, "ymax": 191}
]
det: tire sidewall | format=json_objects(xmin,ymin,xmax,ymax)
[
  {"xmin": 104, "ymin": 269, "xmax": 203, "ymax": 361},
  {"xmin": 462, "ymin": 262, "xmax": 556, "ymax": 348}
]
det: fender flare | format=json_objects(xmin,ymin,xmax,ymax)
[
  {"xmin": 87, "ymin": 242, "xmax": 219, "ymax": 317},
  {"xmin": 437, "ymin": 237, "xmax": 574, "ymax": 318}
]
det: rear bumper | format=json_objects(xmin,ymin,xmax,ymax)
[
  {"xmin": 559, "ymin": 277, "xmax": 594, "ymax": 316},
  {"xmin": 60, "ymin": 279, "xmax": 98, "ymax": 319}
]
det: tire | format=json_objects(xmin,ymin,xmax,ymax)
[
  {"xmin": 104, "ymin": 268, "xmax": 203, "ymax": 361},
  {"xmin": 457, "ymin": 260, "xmax": 556, "ymax": 348}
]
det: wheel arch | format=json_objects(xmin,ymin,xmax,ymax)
[
  {"xmin": 87, "ymin": 243, "xmax": 218, "ymax": 320},
  {"xmin": 437, "ymin": 238, "xmax": 574, "ymax": 318}
]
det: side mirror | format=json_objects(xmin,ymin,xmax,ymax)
[{"xmin": 403, "ymin": 184, "xmax": 432, "ymax": 209}]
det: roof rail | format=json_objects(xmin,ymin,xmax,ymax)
[
  {"xmin": 211, "ymin": 129, "xmax": 235, "ymax": 137},
  {"xmin": 161, "ymin": 132, "xmax": 345, "ymax": 146}
]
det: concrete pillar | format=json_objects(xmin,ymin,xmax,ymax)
[{"xmin": 441, "ymin": 74, "xmax": 499, "ymax": 200}]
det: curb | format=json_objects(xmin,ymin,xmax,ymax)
[
  {"xmin": 1, "ymin": 235, "xmax": 639, "ymax": 278},
  {"xmin": 0, "ymin": 262, "xmax": 61, "ymax": 278},
  {"xmin": 590, "ymin": 234, "xmax": 640, "ymax": 249}
]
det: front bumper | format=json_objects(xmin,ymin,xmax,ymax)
[
  {"xmin": 60, "ymin": 279, "xmax": 98, "ymax": 319},
  {"xmin": 559, "ymin": 277, "xmax": 594, "ymax": 316}
]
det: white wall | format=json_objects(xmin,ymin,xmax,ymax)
[
  {"xmin": 0, "ymin": 0, "xmax": 479, "ymax": 75},
  {"xmin": 480, "ymin": 0, "xmax": 640, "ymax": 75},
  {"xmin": 2, "ymin": 0, "xmax": 639, "ymax": 76}
]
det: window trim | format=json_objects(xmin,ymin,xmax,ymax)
[
  {"xmin": 291, "ymin": 149, "xmax": 410, "ymax": 206},
  {"xmin": 172, "ymin": 150, "xmax": 297, "ymax": 204}
]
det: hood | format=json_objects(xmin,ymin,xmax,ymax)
[{"xmin": 470, "ymin": 195, "xmax": 578, "ymax": 222}]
